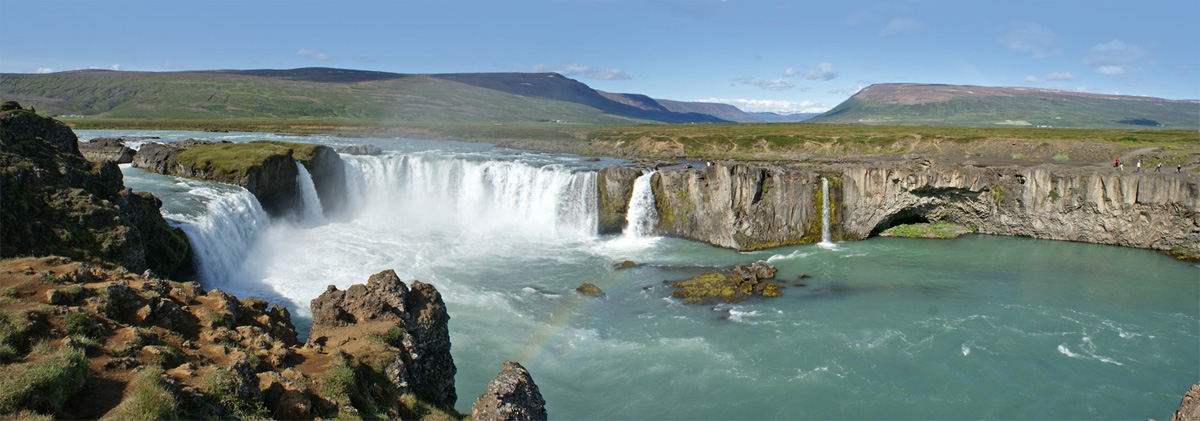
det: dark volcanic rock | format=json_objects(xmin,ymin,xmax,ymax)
[
  {"xmin": 0, "ymin": 103, "xmax": 191, "ymax": 275},
  {"xmin": 597, "ymin": 166, "xmax": 643, "ymax": 234},
  {"xmin": 471, "ymin": 361, "xmax": 548, "ymax": 421},
  {"xmin": 335, "ymin": 144, "xmax": 383, "ymax": 155},
  {"xmin": 78, "ymin": 137, "xmax": 136, "ymax": 164},
  {"xmin": 132, "ymin": 140, "xmax": 346, "ymax": 218},
  {"xmin": 308, "ymin": 269, "xmax": 457, "ymax": 408}
]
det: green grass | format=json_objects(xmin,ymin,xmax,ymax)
[
  {"xmin": 881, "ymin": 222, "xmax": 970, "ymax": 239},
  {"xmin": 175, "ymin": 140, "xmax": 324, "ymax": 178},
  {"xmin": 0, "ymin": 342, "xmax": 89, "ymax": 414},
  {"xmin": 102, "ymin": 368, "xmax": 177, "ymax": 421}
]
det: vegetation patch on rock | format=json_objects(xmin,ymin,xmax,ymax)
[
  {"xmin": 575, "ymin": 283, "xmax": 605, "ymax": 298},
  {"xmin": 880, "ymin": 222, "xmax": 973, "ymax": 239},
  {"xmin": 668, "ymin": 261, "xmax": 782, "ymax": 305}
]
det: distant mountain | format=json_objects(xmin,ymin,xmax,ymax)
[
  {"xmin": 748, "ymin": 112, "xmax": 820, "ymax": 123},
  {"xmin": 808, "ymin": 83, "xmax": 1199, "ymax": 129},
  {"xmin": 0, "ymin": 68, "xmax": 730, "ymax": 125}
]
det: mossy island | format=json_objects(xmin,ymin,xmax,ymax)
[{"xmin": 668, "ymin": 261, "xmax": 782, "ymax": 305}]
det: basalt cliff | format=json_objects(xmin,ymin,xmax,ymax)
[
  {"xmin": 598, "ymin": 161, "xmax": 1200, "ymax": 253},
  {"xmin": 132, "ymin": 139, "xmax": 347, "ymax": 218}
]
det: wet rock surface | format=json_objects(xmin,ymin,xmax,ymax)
[
  {"xmin": 669, "ymin": 260, "xmax": 781, "ymax": 305},
  {"xmin": 77, "ymin": 137, "xmax": 136, "ymax": 164}
]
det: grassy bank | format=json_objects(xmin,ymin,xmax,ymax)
[{"xmin": 65, "ymin": 117, "xmax": 1200, "ymax": 163}]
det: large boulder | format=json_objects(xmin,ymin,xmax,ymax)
[
  {"xmin": 308, "ymin": 269, "xmax": 457, "ymax": 408},
  {"xmin": 471, "ymin": 361, "xmax": 548, "ymax": 421},
  {"xmin": 0, "ymin": 103, "xmax": 191, "ymax": 275},
  {"xmin": 78, "ymin": 137, "xmax": 136, "ymax": 164}
]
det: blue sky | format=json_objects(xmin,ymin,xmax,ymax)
[{"xmin": 2, "ymin": 0, "xmax": 1197, "ymax": 113}]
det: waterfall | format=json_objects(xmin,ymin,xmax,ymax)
[
  {"xmin": 167, "ymin": 185, "xmax": 271, "ymax": 287},
  {"xmin": 341, "ymin": 154, "xmax": 598, "ymax": 238},
  {"xmin": 295, "ymin": 160, "xmax": 325, "ymax": 225},
  {"xmin": 622, "ymin": 171, "xmax": 658, "ymax": 239},
  {"xmin": 819, "ymin": 177, "xmax": 835, "ymax": 247}
]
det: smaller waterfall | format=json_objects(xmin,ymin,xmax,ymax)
[
  {"xmin": 170, "ymin": 187, "xmax": 271, "ymax": 286},
  {"xmin": 295, "ymin": 161, "xmax": 325, "ymax": 225},
  {"xmin": 622, "ymin": 171, "xmax": 659, "ymax": 239},
  {"xmin": 819, "ymin": 177, "xmax": 835, "ymax": 247}
]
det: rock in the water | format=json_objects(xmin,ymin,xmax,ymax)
[
  {"xmin": 471, "ymin": 361, "xmax": 547, "ymax": 421},
  {"xmin": 669, "ymin": 261, "xmax": 781, "ymax": 304},
  {"xmin": 615, "ymin": 260, "xmax": 636, "ymax": 270},
  {"xmin": 78, "ymin": 137, "xmax": 136, "ymax": 164},
  {"xmin": 308, "ymin": 269, "xmax": 457, "ymax": 408},
  {"xmin": 575, "ymin": 283, "xmax": 604, "ymax": 298},
  {"xmin": 335, "ymin": 144, "xmax": 383, "ymax": 155},
  {"xmin": 1175, "ymin": 382, "xmax": 1200, "ymax": 421}
]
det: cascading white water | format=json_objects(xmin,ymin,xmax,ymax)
[
  {"xmin": 295, "ymin": 160, "xmax": 325, "ymax": 225},
  {"xmin": 342, "ymin": 154, "xmax": 597, "ymax": 238},
  {"xmin": 621, "ymin": 171, "xmax": 658, "ymax": 239},
  {"xmin": 819, "ymin": 177, "xmax": 834, "ymax": 247},
  {"xmin": 166, "ymin": 186, "xmax": 271, "ymax": 286}
]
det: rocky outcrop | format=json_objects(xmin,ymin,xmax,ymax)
[
  {"xmin": 471, "ymin": 361, "xmax": 548, "ymax": 421},
  {"xmin": 133, "ymin": 140, "xmax": 347, "ymax": 218},
  {"xmin": 336, "ymin": 144, "xmax": 383, "ymax": 155},
  {"xmin": 78, "ymin": 137, "xmax": 136, "ymax": 164},
  {"xmin": 597, "ymin": 166, "xmax": 642, "ymax": 234},
  {"xmin": 840, "ymin": 165, "xmax": 1200, "ymax": 250},
  {"xmin": 0, "ymin": 104, "xmax": 191, "ymax": 276},
  {"xmin": 1174, "ymin": 382, "xmax": 1200, "ymax": 421},
  {"xmin": 668, "ymin": 260, "xmax": 781, "ymax": 304},
  {"xmin": 308, "ymin": 269, "xmax": 457, "ymax": 408},
  {"xmin": 618, "ymin": 161, "xmax": 1199, "ymax": 251},
  {"xmin": 650, "ymin": 163, "xmax": 822, "ymax": 250}
]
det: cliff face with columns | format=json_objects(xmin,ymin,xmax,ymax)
[{"xmin": 605, "ymin": 162, "xmax": 1199, "ymax": 252}]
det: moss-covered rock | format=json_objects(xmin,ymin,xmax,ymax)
[
  {"xmin": 880, "ymin": 222, "xmax": 973, "ymax": 239},
  {"xmin": 668, "ymin": 261, "xmax": 783, "ymax": 305},
  {"xmin": 575, "ymin": 283, "xmax": 604, "ymax": 298},
  {"xmin": 0, "ymin": 103, "xmax": 190, "ymax": 276}
]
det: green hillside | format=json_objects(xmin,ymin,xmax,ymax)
[
  {"xmin": 809, "ymin": 84, "xmax": 1199, "ymax": 129},
  {"xmin": 0, "ymin": 68, "xmax": 728, "ymax": 125}
]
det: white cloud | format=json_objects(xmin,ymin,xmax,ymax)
[
  {"xmin": 1046, "ymin": 71, "xmax": 1079, "ymax": 81},
  {"xmin": 805, "ymin": 62, "xmax": 838, "ymax": 81},
  {"xmin": 878, "ymin": 18, "xmax": 926, "ymax": 36},
  {"xmin": 1083, "ymin": 40, "xmax": 1147, "ymax": 75},
  {"xmin": 585, "ymin": 68, "xmax": 631, "ymax": 80},
  {"xmin": 532, "ymin": 63, "xmax": 630, "ymax": 80},
  {"xmin": 999, "ymin": 23, "xmax": 1061, "ymax": 59},
  {"xmin": 829, "ymin": 86, "xmax": 864, "ymax": 96},
  {"xmin": 735, "ymin": 77, "xmax": 795, "ymax": 91},
  {"xmin": 297, "ymin": 48, "xmax": 334, "ymax": 61},
  {"xmin": 1024, "ymin": 75, "xmax": 1042, "ymax": 84},
  {"xmin": 35, "ymin": 68, "xmax": 53, "ymax": 74},
  {"xmin": 696, "ymin": 98, "xmax": 829, "ymax": 113},
  {"xmin": 110, "ymin": 64, "xmax": 121, "ymax": 71},
  {"xmin": 782, "ymin": 67, "xmax": 799, "ymax": 77}
]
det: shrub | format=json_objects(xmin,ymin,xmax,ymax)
[
  {"xmin": 103, "ymin": 368, "xmax": 177, "ymax": 420},
  {"xmin": 63, "ymin": 311, "xmax": 100, "ymax": 339}
]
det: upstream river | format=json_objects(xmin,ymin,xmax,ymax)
[{"xmin": 88, "ymin": 130, "xmax": 1199, "ymax": 419}]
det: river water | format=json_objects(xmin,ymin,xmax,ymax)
[{"xmin": 87, "ymin": 130, "xmax": 1199, "ymax": 419}]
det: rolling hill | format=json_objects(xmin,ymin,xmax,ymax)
[
  {"xmin": 808, "ymin": 83, "xmax": 1199, "ymax": 129},
  {"xmin": 0, "ymin": 68, "xmax": 732, "ymax": 125}
]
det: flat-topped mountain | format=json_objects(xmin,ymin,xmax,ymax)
[
  {"xmin": 808, "ymin": 83, "xmax": 1199, "ymax": 129},
  {"xmin": 0, "ymin": 68, "xmax": 732, "ymax": 124}
]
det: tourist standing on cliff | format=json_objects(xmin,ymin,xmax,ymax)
[
  {"xmin": 1136, "ymin": 159, "xmax": 1141, "ymax": 172},
  {"xmin": 1156, "ymin": 162, "xmax": 1162, "ymax": 172},
  {"xmin": 1117, "ymin": 157, "xmax": 1123, "ymax": 171}
]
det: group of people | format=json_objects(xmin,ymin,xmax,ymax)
[{"xmin": 1115, "ymin": 156, "xmax": 1181, "ymax": 173}]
